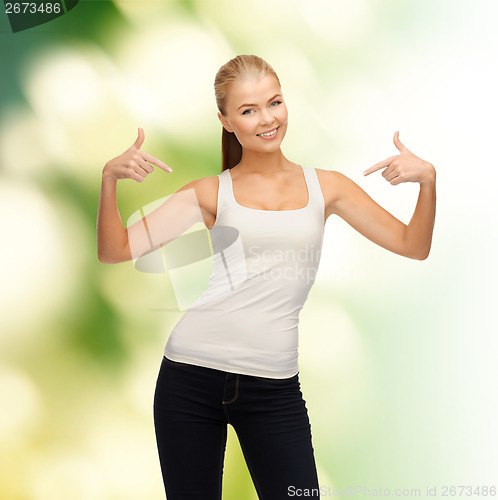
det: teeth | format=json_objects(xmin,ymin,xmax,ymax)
[{"xmin": 259, "ymin": 128, "xmax": 277, "ymax": 137}]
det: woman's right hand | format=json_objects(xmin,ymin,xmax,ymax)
[{"xmin": 102, "ymin": 127, "xmax": 173, "ymax": 182}]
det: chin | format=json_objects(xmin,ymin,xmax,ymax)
[{"xmin": 254, "ymin": 141, "xmax": 284, "ymax": 153}]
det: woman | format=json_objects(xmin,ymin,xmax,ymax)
[{"xmin": 97, "ymin": 55, "xmax": 436, "ymax": 499}]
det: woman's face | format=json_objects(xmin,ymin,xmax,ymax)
[{"xmin": 218, "ymin": 73, "xmax": 288, "ymax": 154}]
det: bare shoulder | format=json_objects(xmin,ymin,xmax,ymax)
[
  {"xmin": 315, "ymin": 168, "xmax": 355, "ymax": 219},
  {"xmin": 174, "ymin": 174, "xmax": 219, "ymax": 229}
]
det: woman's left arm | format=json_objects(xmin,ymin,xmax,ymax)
[{"xmin": 326, "ymin": 131, "xmax": 436, "ymax": 260}]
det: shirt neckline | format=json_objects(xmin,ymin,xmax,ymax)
[{"xmin": 227, "ymin": 164, "xmax": 311, "ymax": 212}]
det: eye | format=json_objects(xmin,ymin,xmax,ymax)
[
  {"xmin": 242, "ymin": 108, "xmax": 254, "ymax": 115},
  {"xmin": 271, "ymin": 100, "xmax": 282, "ymax": 107}
]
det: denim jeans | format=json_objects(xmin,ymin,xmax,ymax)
[{"xmin": 153, "ymin": 355, "xmax": 320, "ymax": 499}]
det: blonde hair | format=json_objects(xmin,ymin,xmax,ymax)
[{"xmin": 214, "ymin": 55, "xmax": 281, "ymax": 171}]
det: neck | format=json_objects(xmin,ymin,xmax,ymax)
[{"xmin": 236, "ymin": 148, "xmax": 290, "ymax": 174}]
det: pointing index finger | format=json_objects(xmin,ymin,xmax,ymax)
[
  {"xmin": 363, "ymin": 155, "xmax": 398, "ymax": 176},
  {"xmin": 140, "ymin": 150, "xmax": 173, "ymax": 172}
]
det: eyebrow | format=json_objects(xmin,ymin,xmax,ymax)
[{"xmin": 237, "ymin": 93, "xmax": 282, "ymax": 111}]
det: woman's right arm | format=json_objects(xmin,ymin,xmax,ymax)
[
  {"xmin": 97, "ymin": 174, "xmax": 130, "ymax": 264},
  {"xmin": 97, "ymin": 128, "xmax": 172, "ymax": 264}
]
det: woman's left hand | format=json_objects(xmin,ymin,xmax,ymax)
[{"xmin": 363, "ymin": 131, "xmax": 436, "ymax": 185}]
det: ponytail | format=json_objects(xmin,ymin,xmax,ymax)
[{"xmin": 221, "ymin": 127, "xmax": 242, "ymax": 172}]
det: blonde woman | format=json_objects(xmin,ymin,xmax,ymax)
[{"xmin": 97, "ymin": 55, "xmax": 436, "ymax": 499}]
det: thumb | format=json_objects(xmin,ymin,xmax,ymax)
[
  {"xmin": 133, "ymin": 127, "xmax": 145, "ymax": 149},
  {"xmin": 393, "ymin": 130, "xmax": 410, "ymax": 154}
]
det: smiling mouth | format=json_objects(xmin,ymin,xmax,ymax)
[{"xmin": 257, "ymin": 127, "xmax": 279, "ymax": 137}]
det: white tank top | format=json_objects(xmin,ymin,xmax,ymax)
[{"xmin": 163, "ymin": 165, "xmax": 325, "ymax": 378}]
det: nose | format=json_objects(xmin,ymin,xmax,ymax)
[{"xmin": 259, "ymin": 107, "xmax": 275, "ymax": 125}]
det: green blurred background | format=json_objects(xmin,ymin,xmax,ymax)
[{"xmin": 1, "ymin": 0, "xmax": 497, "ymax": 498}]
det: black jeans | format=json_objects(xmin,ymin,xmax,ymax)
[{"xmin": 153, "ymin": 355, "xmax": 320, "ymax": 499}]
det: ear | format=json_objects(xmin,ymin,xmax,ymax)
[{"xmin": 218, "ymin": 112, "xmax": 234, "ymax": 133}]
